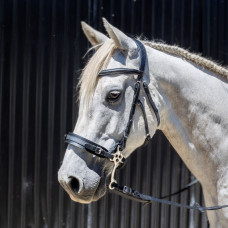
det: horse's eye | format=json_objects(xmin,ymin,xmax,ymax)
[{"xmin": 106, "ymin": 90, "xmax": 121, "ymax": 103}]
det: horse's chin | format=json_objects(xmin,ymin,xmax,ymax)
[{"xmin": 92, "ymin": 185, "xmax": 107, "ymax": 201}]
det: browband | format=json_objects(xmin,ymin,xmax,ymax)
[{"xmin": 98, "ymin": 68, "xmax": 143, "ymax": 76}]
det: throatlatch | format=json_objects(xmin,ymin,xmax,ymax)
[{"xmin": 64, "ymin": 39, "xmax": 228, "ymax": 212}]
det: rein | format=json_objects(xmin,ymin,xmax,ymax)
[{"xmin": 64, "ymin": 38, "xmax": 228, "ymax": 212}]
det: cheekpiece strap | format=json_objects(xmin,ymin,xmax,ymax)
[
  {"xmin": 137, "ymin": 99, "xmax": 151, "ymax": 142},
  {"xmin": 142, "ymin": 82, "xmax": 160, "ymax": 126}
]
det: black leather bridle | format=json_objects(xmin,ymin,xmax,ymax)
[{"xmin": 64, "ymin": 39, "xmax": 228, "ymax": 212}]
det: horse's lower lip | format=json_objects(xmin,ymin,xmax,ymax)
[{"xmin": 70, "ymin": 194, "xmax": 93, "ymax": 204}]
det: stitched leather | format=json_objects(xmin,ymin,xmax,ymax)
[
  {"xmin": 110, "ymin": 183, "xmax": 228, "ymax": 212},
  {"xmin": 65, "ymin": 133, "xmax": 113, "ymax": 159},
  {"xmin": 143, "ymin": 82, "xmax": 160, "ymax": 125},
  {"xmin": 98, "ymin": 68, "xmax": 142, "ymax": 76}
]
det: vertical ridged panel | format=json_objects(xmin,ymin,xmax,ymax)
[
  {"xmin": 21, "ymin": 1, "xmax": 31, "ymax": 227},
  {"xmin": 8, "ymin": 1, "xmax": 19, "ymax": 227}
]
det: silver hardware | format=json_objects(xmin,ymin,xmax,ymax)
[{"xmin": 109, "ymin": 147, "xmax": 125, "ymax": 190}]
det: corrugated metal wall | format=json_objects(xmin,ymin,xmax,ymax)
[{"xmin": 0, "ymin": 0, "xmax": 227, "ymax": 227}]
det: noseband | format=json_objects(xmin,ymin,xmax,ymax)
[{"xmin": 64, "ymin": 39, "xmax": 228, "ymax": 212}]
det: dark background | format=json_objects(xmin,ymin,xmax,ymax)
[{"xmin": 0, "ymin": 0, "xmax": 227, "ymax": 227}]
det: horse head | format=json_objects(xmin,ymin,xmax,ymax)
[{"xmin": 58, "ymin": 19, "xmax": 160, "ymax": 203}]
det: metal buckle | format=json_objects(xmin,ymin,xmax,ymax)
[
  {"xmin": 123, "ymin": 132, "xmax": 129, "ymax": 139},
  {"xmin": 95, "ymin": 147, "xmax": 102, "ymax": 154},
  {"xmin": 123, "ymin": 186, "xmax": 131, "ymax": 193},
  {"xmin": 146, "ymin": 134, "xmax": 151, "ymax": 141}
]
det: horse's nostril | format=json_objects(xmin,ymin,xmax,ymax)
[{"xmin": 69, "ymin": 176, "xmax": 81, "ymax": 194}]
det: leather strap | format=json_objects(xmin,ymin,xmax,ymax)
[
  {"xmin": 117, "ymin": 39, "xmax": 148, "ymax": 150},
  {"xmin": 119, "ymin": 81, "xmax": 142, "ymax": 151},
  {"xmin": 98, "ymin": 68, "xmax": 142, "ymax": 76},
  {"xmin": 110, "ymin": 183, "xmax": 228, "ymax": 212},
  {"xmin": 137, "ymin": 99, "xmax": 151, "ymax": 142},
  {"xmin": 161, "ymin": 179, "xmax": 198, "ymax": 199},
  {"xmin": 143, "ymin": 82, "xmax": 160, "ymax": 126},
  {"xmin": 65, "ymin": 133, "xmax": 114, "ymax": 159},
  {"xmin": 134, "ymin": 38, "xmax": 147, "ymax": 75}
]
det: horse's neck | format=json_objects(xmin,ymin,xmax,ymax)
[
  {"xmin": 145, "ymin": 46, "xmax": 228, "ymax": 227},
  {"xmin": 146, "ymin": 46, "xmax": 228, "ymax": 185}
]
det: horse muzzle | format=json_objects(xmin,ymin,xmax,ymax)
[{"xmin": 58, "ymin": 148, "xmax": 103, "ymax": 203}]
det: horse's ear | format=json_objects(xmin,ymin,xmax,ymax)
[
  {"xmin": 102, "ymin": 18, "xmax": 138, "ymax": 57},
  {"xmin": 81, "ymin": 21, "xmax": 109, "ymax": 48}
]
